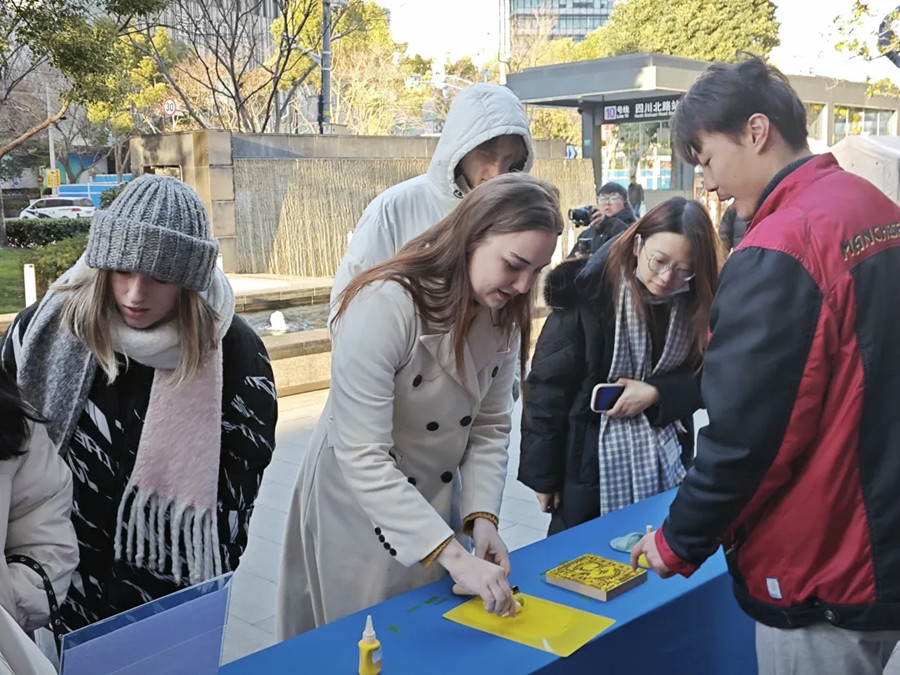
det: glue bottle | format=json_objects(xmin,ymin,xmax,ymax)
[{"xmin": 358, "ymin": 614, "xmax": 382, "ymax": 675}]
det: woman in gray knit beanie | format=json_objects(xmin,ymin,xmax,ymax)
[{"xmin": 0, "ymin": 174, "xmax": 277, "ymax": 637}]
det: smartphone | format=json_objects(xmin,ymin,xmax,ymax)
[{"xmin": 590, "ymin": 383, "xmax": 625, "ymax": 412}]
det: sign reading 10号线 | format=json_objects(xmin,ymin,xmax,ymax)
[{"xmin": 601, "ymin": 94, "xmax": 683, "ymax": 124}]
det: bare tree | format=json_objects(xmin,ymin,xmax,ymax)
[
  {"xmin": 129, "ymin": 0, "xmax": 380, "ymax": 132},
  {"xmin": 0, "ymin": 42, "xmax": 60, "ymax": 246},
  {"xmin": 507, "ymin": 8, "xmax": 562, "ymax": 72},
  {"xmin": 0, "ymin": 22, "xmax": 62, "ymax": 160}
]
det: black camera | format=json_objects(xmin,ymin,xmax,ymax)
[{"xmin": 568, "ymin": 205, "xmax": 596, "ymax": 227}]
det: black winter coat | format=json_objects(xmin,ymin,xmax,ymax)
[{"xmin": 519, "ymin": 244, "xmax": 702, "ymax": 535}]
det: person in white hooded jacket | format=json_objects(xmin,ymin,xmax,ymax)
[
  {"xmin": 330, "ymin": 83, "xmax": 535, "ymax": 306},
  {"xmin": 0, "ymin": 365, "xmax": 77, "ymax": 643}
]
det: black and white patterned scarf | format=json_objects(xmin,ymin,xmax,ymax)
[{"xmin": 598, "ymin": 279, "xmax": 693, "ymax": 515}]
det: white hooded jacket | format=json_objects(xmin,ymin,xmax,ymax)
[{"xmin": 330, "ymin": 83, "xmax": 534, "ymax": 306}]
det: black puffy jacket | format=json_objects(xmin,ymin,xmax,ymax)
[{"xmin": 519, "ymin": 245, "xmax": 702, "ymax": 535}]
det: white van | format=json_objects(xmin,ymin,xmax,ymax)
[{"xmin": 19, "ymin": 197, "xmax": 95, "ymax": 219}]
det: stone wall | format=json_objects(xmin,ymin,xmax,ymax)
[
  {"xmin": 130, "ymin": 131, "xmax": 238, "ymax": 270},
  {"xmin": 130, "ymin": 131, "xmax": 573, "ymax": 274},
  {"xmin": 234, "ymin": 157, "xmax": 597, "ymax": 276},
  {"xmin": 232, "ymin": 134, "xmax": 566, "ymax": 160}
]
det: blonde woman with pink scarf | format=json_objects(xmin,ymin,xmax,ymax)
[{"xmin": 1, "ymin": 175, "xmax": 277, "ymax": 633}]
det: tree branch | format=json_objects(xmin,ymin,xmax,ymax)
[{"xmin": 0, "ymin": 99, "xmax": 69, "ymax": 159}]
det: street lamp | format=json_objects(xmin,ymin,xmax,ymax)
[
  {"xmin": 320, "ymin": 0, "xmax": 349, "ymax": 134},
  {"xmin": 481, "ymin": 60, "xmax": 508, "ymax": 85}
]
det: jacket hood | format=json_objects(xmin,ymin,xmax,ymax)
[
  {"xmin": 427, "ymin": 84, "xmax": 534, "ymax": 201},
  {"xmin": 543, "ymin": 258, "xmax": 588, "ymax": 309}
]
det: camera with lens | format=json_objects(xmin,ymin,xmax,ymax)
[{"xmin": 568, "ymin": 205, "xmax": 596, "ymax": 228}]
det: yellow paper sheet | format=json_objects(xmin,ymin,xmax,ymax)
[{"xmin": 442, "ymin": 593, "xmax": 615, "ymax": 657}]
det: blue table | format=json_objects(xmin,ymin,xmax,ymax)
[{"xmin": 222, "ymin": 489, "xmax": 755, "ymax": 674}]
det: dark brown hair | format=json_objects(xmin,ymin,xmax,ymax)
[
  {"xmin": 603, "ymin": 196, "xmax": 722, "ymax": 362},
  {"xmin": 672, "ymin": 55, "xmax": 809, "ymax": 165},
  {"xmin": 0, "ymin": 366, "xmax": 43, "ymax": 460},
  {"xmin": 334, "ymin": 173, "xmax": 563, "ymax": 380}
]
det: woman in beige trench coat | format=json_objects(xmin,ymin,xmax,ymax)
[{"xmin": 276, "ymin": 173, "xmax": 563, "ymax": 639}]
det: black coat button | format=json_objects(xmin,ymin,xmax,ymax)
[
  {"xmin": 389, "ymin": 548, "xmax": 397, "ymax": 556},
  {"xmin": 824, "ymin": 609, "xmax": 838, "ymax": 622},
  {"xmin": 491, "ymin": 366, "xmax": 499, "ymax": 377},
  {"xmin": 407, "ymin": 476, "xmax": 417, "ymax": 486},
  {"xmin": 383, "ymin": 542, "xmax": 391, "ymax": 550},
  {"xmin": 374, "ymin": 527, "xmax": 381, "ymax": 535},
  {"xmin": 378, "ymin": 535, "xmax": 385, "ymax": 543},
  {"xmin": 459, "ymin": 415, "xmax": 472, "ymax": 426},
  {"xmin": 426, "ymin": 421, "xmax": 439, "ymax": 431},
  {"xmin": 441, "ymin": 471, "xmax": 453, "ymax": 483},
  {"xmin": 413, "ymin": 374, "xmax": 423, "ymax": 387}
]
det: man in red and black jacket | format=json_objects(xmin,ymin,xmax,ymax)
[{"xmin": 632, "ymin": 56, "xmax": 900, "ymax": 673}]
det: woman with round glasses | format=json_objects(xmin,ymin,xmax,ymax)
[{"xmin": 519, "ymin": 196, "xmax": 722, "ymax": 533}]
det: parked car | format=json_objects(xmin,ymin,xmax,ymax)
[{"xmin": 18, "ymin": 197, "xmax": 95, "ymax": 219}]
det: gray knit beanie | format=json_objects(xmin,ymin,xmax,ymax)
[{"xmin": 85, "ymin": 174, "xmax": 219, "ymax": 292}]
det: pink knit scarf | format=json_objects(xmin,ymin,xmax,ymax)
[{"xmin": 114, "ymin": 349, "xmax": 224, "ymax": 585}]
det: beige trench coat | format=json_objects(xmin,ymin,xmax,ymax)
[{"xmin": 276, "ymin": 281, "xmax": 517, "ymax": 639}]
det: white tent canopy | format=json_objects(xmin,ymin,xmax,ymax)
[{"xmin": 832, "ymin": 135, "xmax": 900, "ymax": 205}]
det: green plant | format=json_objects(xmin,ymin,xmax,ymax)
[
  {"xmin": 22, "ymin": 233, "xmax": 88, "ymax": 293},
  {"xmin": 0, "ymin": 248, "xmax": 27, "ymax": 313},
  {"xmin": 2, "ymin": 197, "xmax": 32, "ymax": 215},
  {"xmin": 5, "ymin": 218, "xmax": 91, "ymax": 248},
  {"xmin": 99, "ymin": 184, "xmax": 125, "ymax": 208}
]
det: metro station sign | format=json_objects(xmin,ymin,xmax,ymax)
[{"xmin": 601, "ymin": 94, "xmax": 684, "ymax": 124}]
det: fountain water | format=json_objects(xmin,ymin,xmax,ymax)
[{"xmin": 269, "ymin": 310, "xmax": 288, "ymax": 332}]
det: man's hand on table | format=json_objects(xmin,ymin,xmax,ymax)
[{"xmin": 631, "ymin": 531, "xmax": 675, "ymax": 579}]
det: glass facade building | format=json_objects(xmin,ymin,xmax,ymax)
[{"xmin": 508, "ymin": 0, "xmax": 618, "ymax": 42}]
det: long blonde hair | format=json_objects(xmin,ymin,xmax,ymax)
[
  {"xmin": 334, "ymin": 173, "xmax": 564, "ymax": 379},
  {"xmin": 58, "ymin": 268, "xmax": 219, "ymax": 386}
]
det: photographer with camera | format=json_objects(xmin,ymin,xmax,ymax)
[{"xmin": 568, "ymin": 182, "xmax": 636, "ymax": 258}]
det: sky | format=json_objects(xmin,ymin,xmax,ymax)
[
  {"xmin": 377, "ymin": 0, "xmax": 900, "ymax": 85},
  {"xmin": 377, "ymin": 0, "xmax": 502, "ymax": 65}
]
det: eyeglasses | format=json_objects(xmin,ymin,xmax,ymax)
[
  {"xmin": 597, "ymin": 195, "xmax": 623, "ymax": 205},
  {"xmin": 638, "ymin": 237, "xmax": 695, "ymax": 282}
]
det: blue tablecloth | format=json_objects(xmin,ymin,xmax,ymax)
[{"xmin": 222, "ymin": 489, "xmax": 756, "ymax": 674}]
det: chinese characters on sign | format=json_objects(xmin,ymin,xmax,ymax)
[{"xmin": 602, "ymin": 95, "xmax": 683, "ymax": 124}]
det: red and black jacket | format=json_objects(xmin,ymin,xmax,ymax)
[{"xmin": 657, "ymin": 153, "xmax": 900, "ymax": 630}]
